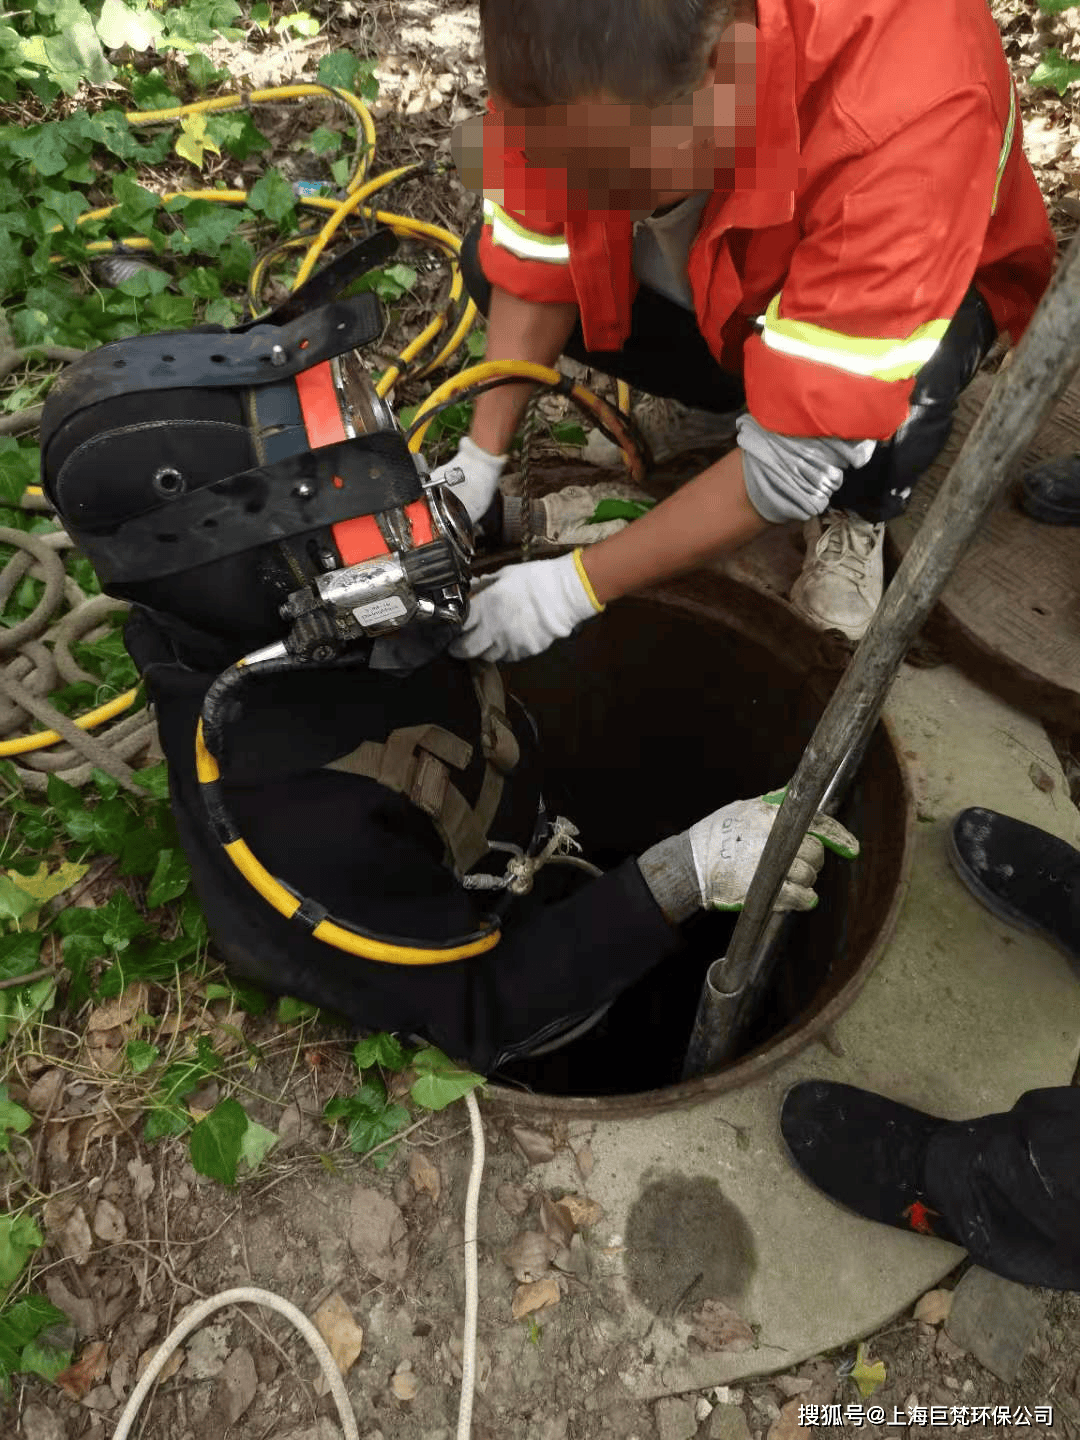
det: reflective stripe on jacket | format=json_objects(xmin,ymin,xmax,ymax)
[{"xmin": 476, "ymin": 0, "xmax": 1054, "ymax": 440}]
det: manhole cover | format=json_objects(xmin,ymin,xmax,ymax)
[{"xmin": 889, "ymin": 369, "xmax": 1080, "ymax": 727}]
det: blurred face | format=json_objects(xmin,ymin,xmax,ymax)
[{"xmin": 452, "ymin": 22, "xmax": 758, "ymax": 215}]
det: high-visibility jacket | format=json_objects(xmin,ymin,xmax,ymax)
[{"xmin": 477, "ymin": 0, "xmax": 1055, "ymax": 440}]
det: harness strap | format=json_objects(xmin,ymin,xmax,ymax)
[{"xmin": 324, "ymin": 661, "xmax": 519, "ymax": 874}]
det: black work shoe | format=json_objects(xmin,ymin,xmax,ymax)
[
  {"xmin": 1020, "ymin": 454, "xmax": 1080, "ymax": 525},
  {"xmin": 780, "ymin": 1081, "xmax": 961, "ymax": 1243},
  {"xmin": 948, "ymin": 808, "xmax": 1080, "ymax": 969}
]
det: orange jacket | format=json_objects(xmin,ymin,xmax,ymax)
[{"xmin": 477, "ymin": 0, "xmax": 1055, "ymax": 440}]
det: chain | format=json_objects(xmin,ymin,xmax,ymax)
[{"xmin": 518, "ymin": 392, "xmax": 543, "ymax": 562}]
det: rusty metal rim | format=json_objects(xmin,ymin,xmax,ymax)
[{"xmin": 483, "ymin": 695, "xmax": 915, "ymax": 1119}]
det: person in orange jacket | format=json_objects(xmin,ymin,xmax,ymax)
[{"xmin": 434, "ymin": 0, "xmax": 1054, "ymax": 652}]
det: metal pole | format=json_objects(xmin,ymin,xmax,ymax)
[
  {"xmin": 681, "ymin": 233, "xmax": 1080, "ymax": 1080},
  {"xmin": 680, "ymin": 734, "xmax": 866, "ymax": 1080}
]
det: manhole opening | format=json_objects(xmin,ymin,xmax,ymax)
[{"xmin": 489, "ymin": 584, "xmax": 909, "ymax": 1100}]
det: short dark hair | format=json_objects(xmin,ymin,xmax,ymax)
[{"xmin": 479, "ymin": 0, "xmax": 731, "ymax": 108}]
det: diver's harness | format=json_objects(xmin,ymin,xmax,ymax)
[{"xmin": 40, "ymin": 234, "xmax": 588, "ymax": 968}]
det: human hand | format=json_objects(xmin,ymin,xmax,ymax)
[
  {"xmin": 688, "ymin": 790, "xmax": 859, "ymax": 913},
  {"xmin": 430, "ymin": 436, "xmax": 507, "ymax": 523},
  {"xmin": 449, "ymin": 549, "xmax": 603, "ymax": 663}
]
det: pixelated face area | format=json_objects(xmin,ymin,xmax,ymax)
[{"xmin": 452, "ymin": 23, "xmax": 757, "ymax": 214}]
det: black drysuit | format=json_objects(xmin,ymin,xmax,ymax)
[{"xmin": 124, "ymin": 607, "xmax": 683, "ymax": 1072}]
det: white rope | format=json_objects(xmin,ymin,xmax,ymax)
[
  {"xmin": 111, "ymin": 1090, "xmax": 490, "ymax": 1440},
  {"xmin": 111, "ymin": 1287, "xmax": 358, "ymax": 1440},
  {"xmin": 456, "ymin": 1089, "xmax": 484, "ymax": 1440},
  {"xmin": 462, "ymin": 815, "xmax": 592, "ymax": 894}
]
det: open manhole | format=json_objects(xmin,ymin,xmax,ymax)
[{"xmin": 486, "ymin": 572, "xmax": 914, "ymax": 1117}]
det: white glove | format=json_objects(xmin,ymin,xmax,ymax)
[
  {"xmin": 430, "ymin": 436, "xmax": 507, "ymax": 523},
  {"xmin": 450, "ymin": 549, "xmax": 603, "ymax": 663},
  {"xmin": 689, "ymin": 790, "xmax": 860, "ymax": 913}
]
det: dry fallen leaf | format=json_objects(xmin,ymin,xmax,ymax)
[
  {"xmin": 503, "ymin": 1229, "xmax": 559, "ymax": 1284},
  {"xmin": 391, "ymin": 1370, "xmax": 420, "ymax": 1402},
  {"xmin": 511, "ymin": 1275, "xmax": 562, "ymax": 1320},
  {"xmin": 27, "ymin": 1068, "xmax": 65, "ymax": 1113},
  {"xmin": 313, "ymin": 1293, "xmax": 364, "ymax": 1379},
  {"xmin": 56, "ymin": 1340, "xmax": 110, "ymax": 1400},
  {"xmin": 496, "ymin": 1181, "xmax": 530, "ymax": 1217},
  {"xmin": 539, "ymin": 1196, "xmax": 575, "ymax": 1250},
  {"xmin": 218, "ymin": 1345, "xmax": 258, "ymax": 1423},
  {"xmin": 408, "ymin": 1151, "xmax": 442, "ymax": 1205},
  {"xmin": 556, "ymin": 1193, "xmax": 604, "ymax": 1229},
  {"xmin": 45, "ymin": 1276, "xmax": 97, "ymax": 1339},
  {"xmin": 86, "ymin": 983, "xmax": 148, "ymax": 1033},
  {"xmin": 913, "ymin": 1288, "xmax": 953, "ymax": 1326},
  {"xmin": 59, "ymin": 1205, "xmax": 94, "ymax": 1266},
  {"xmin": 510, "ymin": 1124, "xmax": 556, "ymax": 1165},
  {"xmin": 574, "ymin": 1143, "xmax": 594, "ymax": 1181},
  {"xmin": 768, "ymin": 1398, "xmax": 813, "ymax": 1440},
  {"xmin": 136, "ymin": 1345, "xmax": 182, "ymax": 1383},
  {"xmin": 688, "ymin": 1299, "xmax": 756, "ymax": 1353},
  {"xmin": 1029, "ymin": 761, "xmax": 1055, "ymax": 796},
  {"xmin": 127, "ymin": 1158, "xmax": 154, "ymax": 1203},
  {"xmin": 348, "ymin": 1187, "xmax": 409, "ymax": 1282},
  {"xmin": 93, "ymin": 1198, "xmax": 127, "ymax": 1244}
]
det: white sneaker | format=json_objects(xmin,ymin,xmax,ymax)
[
  {"xmin": 582, "ymin": 395, "xmax": 741, "ymax": 468},
  {"xmin": 788, "ymin": 509, "xmax": 885, "ymax": 642}
]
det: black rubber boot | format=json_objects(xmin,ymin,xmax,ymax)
[
  {"xmin": 948, "ymin": 808, "xmax": 1080, "ymax": 969},
  {"xmin": 779, "ymin": 1081, "xmax": 961, "ymax": 1243},
  {"xmin": 1019, "ymin": 454, "xmax": 1080, "ymax": 525}
]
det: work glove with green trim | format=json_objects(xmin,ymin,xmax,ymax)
[{"xmin": 688, "ymin": 790, "xmax": 860, "ymax": 914}]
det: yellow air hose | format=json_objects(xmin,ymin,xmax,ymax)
[{"xmin": 6, "ymin": 82, "xmax": 642, "ymax": 759}]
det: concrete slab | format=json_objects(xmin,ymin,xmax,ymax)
[{"xmin": 491, "ymin": 663, "xmax": 1080, "ymax": 1400}]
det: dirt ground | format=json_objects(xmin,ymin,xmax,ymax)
[
  {"xmin": 6, "ymin": 1, "xmax": 1080, "ymax": 1438},
  {"xmin": 9, "ymin": 1052, "xmax": 1080, "ymax": 1440}
]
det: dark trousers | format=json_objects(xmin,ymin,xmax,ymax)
[
  {"xmin": 460, "ymin": 223, "xmax": 997, "ymax": 523},
  {"xmin": 925, "ymin": 1087, "xmax": 1080, "ymax": 1290}
]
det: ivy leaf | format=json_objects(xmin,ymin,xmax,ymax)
[
  {"xmin": 588, "ymin": 497, "xmax": 655, "ymax": 524},
  {"xmin": 0, "ymin": 1296, "xmax": 68, "ymax": 1397},
  {"xmin": 205, "ymin": 112, "xmax": 268, "ymax": 161},
  {"xmin": 133, "ymin": 762, "xmax": 170, "ymax": 800},
  {"xmin": 178, "ymin": 201, "xmax": 243, "ymax": 253},
  {"xmin": 409, "ymin": 1047, "xmax": 484, "ymax": 1111},
  {"xmin": 175, "ymin": 112, "xmax": 220, "ymax": 169},
  {"xmin": 1029, "ymin": 48, "xmax": 1080, "ymax": 95},
  {"xmin": 849, "ymin": 1343, "xmax": 887, "ymax": 1399},
  {"xmin": 1037, "ymin": 0, "xmax": 1080, "ymax": 12},
  {"xmin": 129, "ymin": 72, "xmax": 179, "ymax": 110},
  {"xmin": 238, "ymin": 1120, "xmax": 278, "ymax": 1171},
  {"xmin": 187, "ymin": 52, "xmax": 227, "ymax": 90},
  {"xmin": 0, "ymin": 1085, "xmax": 32, "ymax": 1153},
  {"xmin": 0, "ymin": 876, "xmax": 39, "ymax": 924},
  {"xmin": 276, "ymin": 996, "xmax": 319, "ymax": 1023},
  {"xmin": 95, "ymin": 0, "xmax": 164, "ymax": 51},
  {"xmin": 354, "ymin": 263, "xmax": 417, "ymax": 301},
  {"xmin": 308, "ymin": 126, "xmax": 341, "ymax": 157},
  {"xmin": 18, "ymin": 1330, "xmax": 72, "ymax": 1383},
  {"xmin": 38, "ymin": 188, "xmax": 88, "ymax": 234},
  {"xmin": 0, "ymin": 1213, "xmax": 42, "ymax": 1288},
  {"xmin": 247, "ymin": 170, "xmax": 296, "ymax": 225},
  {"xmin": 0, "ymin": 933, "xmax": 40, "ymax": 990},
  {"xmin": 125, "ymin": 1039, "xmax": 159, "ymax": 1074},
  {"xmin": 189, "ymin": 1097, "xmax": 248, "ymax": 1185},
  {"xmin": 317, "ymin": 51, "xmax": 360, "ymax": 92},
  {"xmin": 146, "ymin": 848, "xmax": 191, "ymax": 908},
  {"xmin": 353, "ymin": 1033, "xmax": 410, "ymax": 1072},
  {"xmin": 9, "ymin": 124, "xmax": 69, "ymax": 178}
]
